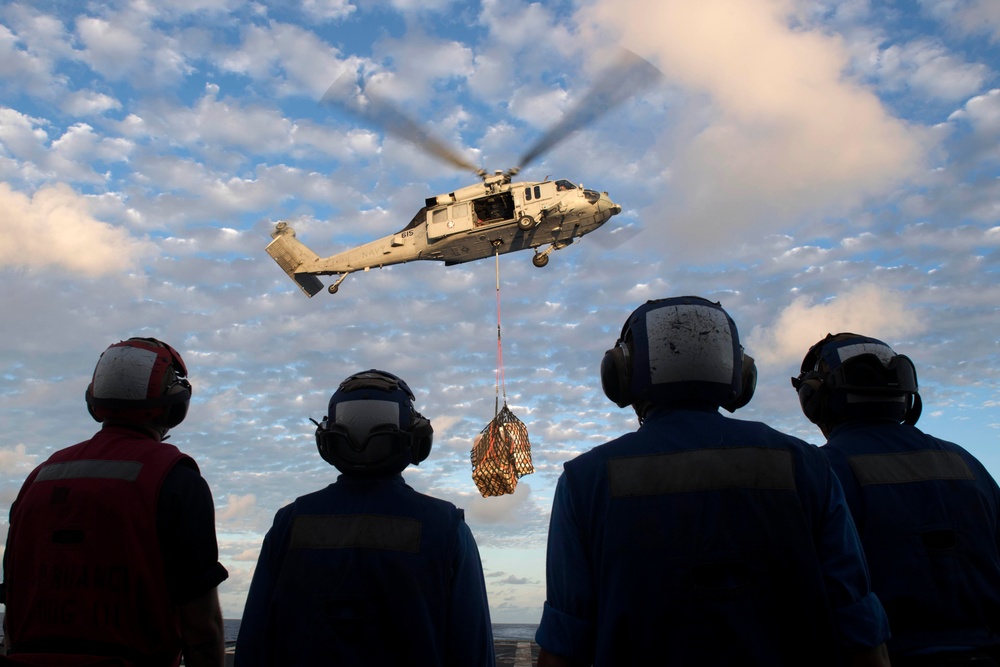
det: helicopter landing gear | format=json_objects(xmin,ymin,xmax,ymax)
[
  {"xmin": 328, "ymin": 272, "xmax": 350, "ymax": 294},
  {"xmin": 532, "ymin": 251, "xmax": 550, "ymax": 268},
  {"xmin": 517, "ymin": 214, "xmax": 536, "ymax": 231}
]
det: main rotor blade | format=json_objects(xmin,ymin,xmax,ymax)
[
  {"xmin": 321, "ymin": 74, "xmax": 482, "ymax": 176},
  {"xmin": 515, "ymin": 49, "xmax": 663, "ymax": 171}
]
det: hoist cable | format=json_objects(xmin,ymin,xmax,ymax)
[{"xmin": 494, "ymin": 245, "xmax": 506, "ymax": 417}]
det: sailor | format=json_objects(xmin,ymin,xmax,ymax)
[
  {"xmin": 795, "ymin": 333, "xmax": 1000, "ymax": 665},
  {"xmin": 236, "ymin": 369, "xmax": 495, "ymax": 666},
  {"xmin": 1, "ymin": 337, "xmax": 228, "ymax": 667},
  {"xmin": 536, "ymin": 297, "xmax": 890, "ymax": 666}
]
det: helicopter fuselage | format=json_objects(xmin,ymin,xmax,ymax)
[{"xmin": 266, "ymin": 178, "xmax": 621, "ymax": 296}]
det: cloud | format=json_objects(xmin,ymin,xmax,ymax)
[
  {"xmin": 0, "ymin": 444, "xmax": 38, "ymax": 474},
  {"xmin": 487, "ymin": 572, "xmax": 532, "ymax": 585},
  {"xmin": 0, "ymin": 0, "xmax": 997, "ymax": 623},
  {"xmin": 217, "ymin": 493, "xmax": 259, "ymax": 523},
  {"xmin": 920, "ymin": 0, "xmax": 1000, "ymax": 42},
  {"xmin": 62, "ymin": 90, "xmax": 122, "ymax": 117},
  {"xmin": 877, "ymin": 38, "xmax": 990, "ymax": 101},
  {"xmin": 230, "ymin": 548, "xmax": 263, "ymax": 562},
  {"xmin": 581, "ymin": 0, "xmax": 930, "ymax": 257},
  {"xmin": 218, "ymin": 22, "xmax": 351, "ymax": 98},
  {"xmin": 745, "ymin": 283, "xmax": 926, "ymax": 367},
  {"xmin": 301, "ymin": 0, "xmax": 356, "ymax": 22},
  {"xmin": 0, "ymin": 183, "xmax": 153, "ymax": 275},
  {"xmin": 76, "ymin": 16, "xmax": 146, "ymax": 81},
  {"xmin": 462, "ymin": 480, "xmax": 543, "ymax": 529},
  {"xmin": 950, "ymin": 88, "xmax": 1000, "ymax": 136}
]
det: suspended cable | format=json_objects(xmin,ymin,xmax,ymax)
[
  {"xmin": 470, "ymin": 244, "xmax": 534, "ymax": 497},
  {"xmin": 495, "ymin": 244, "xmax": 506, "ymax": 416}
]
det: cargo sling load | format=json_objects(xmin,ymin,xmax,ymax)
[{"xmin": 471, "ymin": 248, "xmax": 534, "ymax": 497}]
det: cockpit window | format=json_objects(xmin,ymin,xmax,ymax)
[{"xmin": 555, "ymin": 179, "xmax": 577, "ymax": 191}]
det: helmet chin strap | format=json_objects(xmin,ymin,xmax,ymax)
[{"xmin": 632, "ymin": 398, "xmax": 651, "ymax": 425}]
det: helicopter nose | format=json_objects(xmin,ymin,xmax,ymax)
[{"xmin": 601, "ymin": 193, "xmax": 621, "ymax": 217}]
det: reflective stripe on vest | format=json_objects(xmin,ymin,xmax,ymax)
[
  {"xmin": 290, "ymin": 514, "xmax": 422, "ymax": 552},
  {"xmin": 35, "ymin": 459, "xmax": 143, "ymax": 483},
  {"xmin": 847, "ymin": 450, "xmax": 975, "ymax": 486},
  {"xmin": 608, "ymin": 447, "xmax": 796, "ymax": 498}
]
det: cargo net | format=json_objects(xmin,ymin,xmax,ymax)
[{"xmin": 471, "ymin": 404, "xmax": 534, "ymax": 497}]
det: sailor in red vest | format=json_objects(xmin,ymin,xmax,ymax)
[{"xmin": 1, "ymin": 337, "xmax": 228, "ymax": 667}]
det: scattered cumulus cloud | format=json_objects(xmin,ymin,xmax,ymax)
[
  {"xmin": 0, "ymin": 183, "xmax": 153, "ymax": 275},
  {"xmin": 1, "ymin": 0, "xmax": 998, "ymax": 623},
  {"xmin": 877, "ymin": 38, "xmax": 990, "ymax": 101},
  {"xmin": 0, "ymin": 444, "xmax": 38, "ymax": 473},
  {"xmin": 217, "ymin": 493, "xmax": 259, "ymax": 523},
  {"xmin": 746, "ymin": 283, "xmax": 926, "ymax": 366},
  {"xmin": 62, "ymin": 90, "xmax": 123, "ymax": 117},
  {"xmin": 302, "ymin": 0, "xmax": 356, "ymax": 22},
  {"xmin": 950, "ymin": 88, "xmax": 1000, "ymax": 136},
  {"xmin": 920, "ymin": 0, "xmax": 1000, "ymax": 42}
]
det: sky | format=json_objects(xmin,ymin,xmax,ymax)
[{"xmin": 0, "ymin": 0, "xmax": 998, "ymax": 624}]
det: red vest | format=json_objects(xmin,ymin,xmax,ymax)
[{"xmin": 5, "ymin": 427, "xmax": 193, "ymax": 666}]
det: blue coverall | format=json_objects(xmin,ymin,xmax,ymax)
[
  {"xmin": 824, "ymin": 419, "xmax": 1000, "ymax": 659},
  {"xmin": 536, "ymin": 406, "xmax": 889, "ymax": 666},
  {"xmin": 236, "ymin": 474, "xmax": 495, "ymax": 667}
]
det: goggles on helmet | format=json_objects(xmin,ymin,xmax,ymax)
[
  {"xmin": 317, "ymin": 421, "xmax": 415, "ymax": 455},
  {"xmin": 823, "ymin": 352, "xmax": 918, "ymax": 394}
]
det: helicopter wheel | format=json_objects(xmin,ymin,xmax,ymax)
[
  {"xmin": 532, "ymin": 253, "xmax": 549, "ymax": 268},
  {"xmin": 517, "ymin": 215, "xmax": 535, "ymax": 231},
  {"xmin": 328, "ymin": 284, "xmax": 339, "ymax": 294}
]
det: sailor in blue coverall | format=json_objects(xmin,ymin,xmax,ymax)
[
  {"xmin": 536, "ymin": 297, "xmax": 890, "ymax": 667},
  {"xmin": 236, "ymin": 370, "xmax": 495, "ymax": 667},
  {"xmin": 795, "ymin": 333, "xmax": 1000, "ymax": 666}
]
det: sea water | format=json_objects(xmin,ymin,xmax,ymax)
[{"xmin": 224, "ymin": 620, "xmax": 538, "ymax": 643}]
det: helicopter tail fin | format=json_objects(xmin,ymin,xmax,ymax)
[{"xmin": 266, "ymin": 222, "xmax": 325, "ymax": 297}]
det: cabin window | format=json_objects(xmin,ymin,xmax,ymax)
[
  {"xmin": 452, "ymin": 202, "xmax": 469, "ymax": 218},
  {"xmin": 555, "ymin": 179, "xmax": 577, "ymax": 191},
  {"xmin": 534, "ymin": 185, "xmax": 541, "ymax": 199},
  {"xmin": 524, "ymin": 187, "xmax": 533, "ymax": 201},
  {"xmin": 431, "ymin": 208, "xmax": 448, "ymax": 224}
]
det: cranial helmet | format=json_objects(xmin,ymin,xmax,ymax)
[
  {"xmin": 85, "ymin": 337, "xmax": 192, "ymax": 429},
  {"xmin": 315, "ymin": 369, "xmax": 434, "ymax": 476},
  {"xmin": 601, "ymin": 296, "xmax": 757, "ymax": 415},
  {"xmin": 792, "ymin": 332, "xmax": 921, "ymax": 434}
]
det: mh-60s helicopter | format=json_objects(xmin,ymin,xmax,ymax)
[{"xmin": 267, "ymin": 51, "xmax": 660, "ymax": 297}]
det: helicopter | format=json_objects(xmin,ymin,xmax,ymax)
[{"xmin": 266, "ymin": 50, "xmax": 660, "ymax": 297}]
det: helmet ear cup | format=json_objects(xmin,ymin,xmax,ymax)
[
  {"xmin": 162, "ymin": 394, "xmax": 190, "ymax": 429},
  {"xmin": 601, "ymin": 341, "xmax": 633, "ymax": 408},
  {"xmin": 87, "ymin": 384, "xmax": 101, "ymax": 422},
  {"xmin": 409, "ymin": 411, "xmax": 434, "ymax": 464},
  {"xmin": 315, "ymin": 417, "xmax": 337, "ymax": 466},
  {"xmin": 722, "ymin": 353, "xmax": 757, "ymax": 413},
  {"xmin": 796, "ymin": 373, "xmax": 827, "ymax": 425},
  {"xmin": 903, "ymin": 392, "xmax": 922, "ymax": 426}
]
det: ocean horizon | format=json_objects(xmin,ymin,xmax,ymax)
[{"xmin": 223, "ymin": 619, "xmax": 539, "ymax": 643}]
